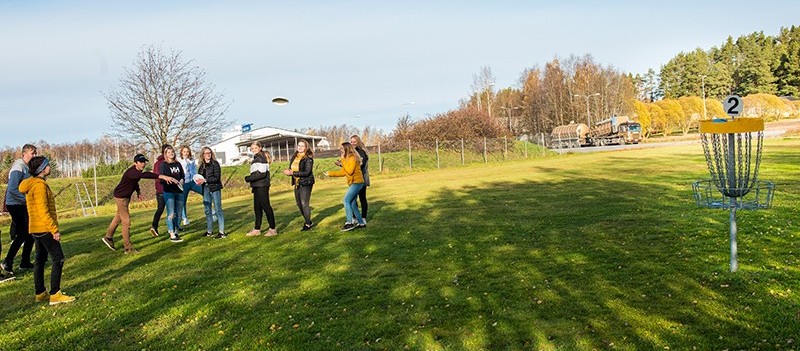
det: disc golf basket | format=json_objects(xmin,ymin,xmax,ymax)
[{"xmin": 692, "ymin": 117, "xmax": 774, "ymax": 272}]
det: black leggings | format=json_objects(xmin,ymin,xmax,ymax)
[
  {"xmin": 32, "ymin": 232, "xmax": 64, "ymax": 295},
  {"xmin": 294, "ymin": 185, "xmax": 313, "ymax": 225},
  {"xmin": 151, "ymin": 193, "xmax": 165, "ymax": 229},
  {"xmin": 4, "ymin": 204, "xmax": 33, "ymax": 266},
  {"xmin": 358, "ymin": 185, "xmax": 368, "ymax": 220},
  {"xmin": 253, "ymin": 187, "xmax": 275, "ymax": 230}
]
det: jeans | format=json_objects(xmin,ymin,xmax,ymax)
[
  {"xmin": 203, "ymin": 187, "xmax": 225, "ymax": 233},
  {"xmin": 181, "ymin": 181, "xmax": 203, "ymax": 221},
  {"xmin": 32, "ymin": 232, "xmax": 64, "ymax": 295},
  {"xmin": 163, "ymin": 192, "xmax": 184, "ymax": 235},
  {"xmin": 105, "ymin": 197, "xmax": 133, "ymax": 251},
  {"xmin": 151, "ymin": 193, "xmax": 165, "ymax": 230},
  {"xmin": 294, "ymin": 185, "xmax": 313, "ymax": 225},
  {"xmin": 4, "ymin": 204, "xmax": 33, "ymax": 267},
  {"xmin": 343, "ymin": 183, "xmax": 365, "ymax": 225},
  {"xmin": 253, "ymin": 186, "xmax": 275, "ymax": 230}
]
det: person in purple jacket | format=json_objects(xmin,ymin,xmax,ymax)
[{"xmin": 102, "ymin": 154, "xmax": 178, "ymax": 254}]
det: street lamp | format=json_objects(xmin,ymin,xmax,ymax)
[
  {"xmin": 501, "ymin": 106, "xmax": 522, "ymax": 134},
  {"xmin": 574, "ymin": 93, "xmax": 600, "ymax": 126},
  {"xmin": 700, "ymin": 75, "xmax": 708, "ymax": 119}
]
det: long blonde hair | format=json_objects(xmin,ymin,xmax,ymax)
[
  {"xmin": 251, "ymin": 141, "xmax": 272, "ymax": 163},
  {"xmin": 349, "ymin": 135, "xmax": 365, "ymax": 149},
  {"xmin": 340, "ymin": 142, "xmax": 362, "ymax": 165}
]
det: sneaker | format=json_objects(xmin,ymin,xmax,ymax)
[
  {"xmin": 35, "ymin": 291, "xmax": 50, "ymax": 302},
  {"xmin": 0, "ymin": 274, "xmax": 14, "ymax": 284},
  {"xmin": 182, "ymin": 217, "xmax": 190, "ymax": 226},
  {"xmin": 20, "ymin": 262, "xmax": 35, "ymax": 269},
  {"xmin": 246, "ymin": 229, "xmax": 261, "ymax": 237},
  {"xmin": 300, "ymin": 224, "xmax": 312, "ymax": 232},
  {"xmin": 101, "ymin": 237, "xmax": 116, "ymax": 251},
  {"xmin": 49, "ymin": 290, "xmax": 76, "ymax": 305},
  {"xmin": 356, "ymin": 222, "xmax": 367, "ymax": 229},
  {"xmin": 203, "ymin": 231, "xmax": 214, "ymax": 237},
  {"xmin": 124, "ymin": 248, "xmax": 140, "ymax": 254},
  {"xmin": 264, "ymin": 228, "xmax": 278, "ymax": 237},
  {"xmin": 214, "ymin": 232, "xmax": 227, "ymax": 239},
  {"xmin": 149, "ymin": 227, "xmax": 160, "ymax": 237},
  {"xmin": 0, "ymin": 262, "xmax": 14, "ymax": 275},
  {"xmin": 341, "ymin": 223, "xmax": 356, "ymax": 232},
  {"xmin": 170, "ymin": 235, "xmax": 183, "ymax": 243}
]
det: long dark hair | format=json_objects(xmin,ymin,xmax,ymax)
[{"xmin": 294, "ymin": 139, "xmax": 314, "ymax": 159}]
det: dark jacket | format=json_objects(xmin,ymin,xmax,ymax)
[
  {"xmin": 113, "ymin": 166, "xmax": 160, "ymax": 199},
  {"xmin": 153, "ymin": 155, "xmax": 165, "ymax": 194},
  {"xmin": 245, "ymin": 153, "xmax": 270, "ymax": 189},
  {"xmin": 289, "ymin": 153, "xmax": 315, "ymax": 187},
  {"xmin": 199, "ymin": 159, "xmax": 223, "ymax": 192},
  {"xmin": 159, "ymin": 160, "xmax": 185, "ymax": 194},
  {"xmin": 355, "ymin": 146, "xmax": 370, "ymax": 187}
]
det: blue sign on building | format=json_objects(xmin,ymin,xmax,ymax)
[{"xmin": 241, "ymin": 123, "xmax": 253, "ymax": 133}]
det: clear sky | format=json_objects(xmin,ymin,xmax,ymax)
[{"xmin": 1, "ymin": 0, "xmax": 798, "ymax": 147}]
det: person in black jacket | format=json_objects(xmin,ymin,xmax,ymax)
[
  {"xmin": 350, "ymin": 135, "xmax": 370, "ymax": 224},
  {"xmin": 282, "ymin": 139, "xmax": 315, "ymax": 231},
  {"xmin": 245, "ymin": 141, "xmax": 277, "ymax": 237},
  {"xmin": 159, "ymin": 146, "xmax": 185, "ymax": 243},
  {"xmin": 197, "ymin": 147, "xmax": 226, "ymax": 238}
]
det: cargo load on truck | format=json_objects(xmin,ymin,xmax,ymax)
[
  {"xmin": 589, "ymin": 116, "xmax": 641, "ymax": 146},
  {"xmin": 549, "ymin": 122, "xmax": 590, "ymax": 149}
]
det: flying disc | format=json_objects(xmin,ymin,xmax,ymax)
[
  {"xmin": 272, "ymin": 96, "xmax": 289, "ymax": 105},
  {"xmin": 193, "ymin": 174, "xmax": 205, "ymax": 184},
  {"xmin": 177, "ymin": 181, "xmax": 184, "ymax": 192}
]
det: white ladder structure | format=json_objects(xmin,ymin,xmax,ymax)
[{"xmin": 75, "ymin": 182, "xmax": 96, "ymax": 217}]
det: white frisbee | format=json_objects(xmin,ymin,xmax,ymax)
[
  {"xmin": 193, "ymin": 174, "xmax": 205, "ymax": 183},
  {"xmin": 272, "ymin": 96, "xmax": 289, "ymax": 106},
  {"xmin": 177, "ymin": 181, "xmax": 184, "ymax": 192}
]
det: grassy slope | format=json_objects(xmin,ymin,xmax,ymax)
[{"xmin": 0, "ymin": 139, "xmax": 798, "ymax": 350}]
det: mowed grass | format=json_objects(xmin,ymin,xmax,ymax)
[{"xmin": 1, "ymin": 139, "xmax": 799, "ymax": 350}]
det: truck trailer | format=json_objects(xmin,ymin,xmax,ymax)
[{"xmin": 549, "ymin": 116, "xmax": 641, "ymax": 148}]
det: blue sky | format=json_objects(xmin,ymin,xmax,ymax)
[{"xmin": 1, "ymin": 0, "xmax": 798, "ymax": 147}]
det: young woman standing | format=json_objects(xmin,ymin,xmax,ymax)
[
  {"xmin": 326, "ymin": 142, "xmax": 365, "ymax": 232},
  {"xmin": 159, "ymin": 146, "xmax": 185, "ymax": 243},
  {"xmin": 178, "ymin": 146, "xmax": 203, "ymax": 226},
  {"xmin": 245, "ymin": 141, "xmax": 277, "ymax": 237},
  {"xmin": 350, "ymin": 135, "xmax": 370, "ymax": 224},
  {"xmin": 197, "ymin": 147, "xmax": 225, "ymax": 238},
  {"xmin": 282, "ymin": 139, "xmax": 315, "ymax": 231}
]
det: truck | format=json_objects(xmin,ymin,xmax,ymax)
[
  {"xmin": 549, "ymin": 116, "xmax": 641, "ymax": 148},
  {"xmin": 589, "ymin": 116, "xmax": 641, "ymax": 146}
]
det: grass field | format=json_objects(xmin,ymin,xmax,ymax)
[{"xmin": 0, "ymin": 139, "xmax": 798, "ymax": 350}]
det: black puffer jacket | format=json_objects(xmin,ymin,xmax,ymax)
[
  {"xmin": 289, "ymin": 154, "xmax": 315, "ymax": 187},
  {"xmin": 245, "ymin": 153, "xmax": 270, "ymax": 189},
  {"xmin": 199, "ymin": 159, "xmax": 223, "ymax": 192}
]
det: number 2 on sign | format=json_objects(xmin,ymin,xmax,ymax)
[{"xmin": 726, "ymin": 97, "xmax": 739, "ymax": 115}]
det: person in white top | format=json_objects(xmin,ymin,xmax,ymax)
[{"xmin": 178, "ymin": 146, "xmax": 204, "ymax": 227}]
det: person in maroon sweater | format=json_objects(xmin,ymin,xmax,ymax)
[{"xmin": 102, "ymin": 154, "xmax": 178, "ymax": 254}]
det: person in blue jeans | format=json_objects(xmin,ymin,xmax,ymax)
[
  {"xmin": 178, "ymin": 146, "xmax": 203, "ymax": 226},
  {"xmin": 159, "ymin": 146, "xmax": 185, "ymax": 243},
  {"xmin": 197, "ymin": 147, "xmax": 225, "ymax": 238},
  {"xmin": 326, "ymin": 142, "xmax": 366, "ymax": 232}
]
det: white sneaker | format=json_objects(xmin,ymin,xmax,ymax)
[{"xmin": 182, "ymin": 218, "xmax": 190, "ymax": 226}]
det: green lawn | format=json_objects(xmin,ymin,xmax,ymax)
[{"xmin": 1, "ymin": 139, "xmax": 798, "ymax": 350}]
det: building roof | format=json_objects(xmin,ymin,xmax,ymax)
[{"xmin": 211, "ymin": 125, "xmax": 325, "ymax": 147}]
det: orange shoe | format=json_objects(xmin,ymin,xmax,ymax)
[
  {"xmin": 49, "ymin": 290, "xmax": 76, "ymax": 305},
  {"xmin": 35, "ymin": 291, "xmax": 50, "ymax": 302}
]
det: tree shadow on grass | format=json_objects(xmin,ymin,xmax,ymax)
[{"xmin": 0, "ymin": 176, "xmax": 797, "ymax": 350}]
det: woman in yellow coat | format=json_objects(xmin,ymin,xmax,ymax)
[
  {"xmin": 326, "ymin": 142, "xmax": 366, "ymax": 232},
  {"xmin": 18, "ymin": 156, "xmax": 75, "ymax": 305}
]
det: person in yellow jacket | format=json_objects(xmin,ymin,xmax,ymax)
[
  {"xmin": 326, "ymin": 142, "xmax": 366, "ymax": 232},
  {"xmin": 18, "ymin": 156, "xmax": 75, "ymax": 305}
]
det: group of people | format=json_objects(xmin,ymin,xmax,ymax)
[{"xmin": 0, "ymin": 135, "xmax": 371, "ymax": 306}]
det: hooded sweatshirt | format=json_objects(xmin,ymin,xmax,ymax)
[{"xmin": 4, "ymin": 159, "xmax": 30, "ymax": 205}]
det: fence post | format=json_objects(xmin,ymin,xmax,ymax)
[
  {"xmin": 461, "ymin": 139, "xmax": 465, "ymax": 165},
  {"xmin": 483, "ymin": 137, "xmax": 487, "ymax": 163},
  {"xmin": 524, "ymin": 139, "xmax": 528, "ymax": 158},
  {"xmin": 378, "ymin": 141, "xmax": 383, "ymax": 173},
  {"xmin": 435, "ymin": 138, "xmax": 440, "ymax": 170},
  {"xmin": 408, "ymin": 140, "xmax": 412, "ymax": 170},
  {"xmin": 504, "ymin": 136, "xmax": 508, "ymax": 160}
]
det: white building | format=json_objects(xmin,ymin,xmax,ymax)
[{"xmin": 210, "ymin": 125, "xmax": 327, "ymax": 165}]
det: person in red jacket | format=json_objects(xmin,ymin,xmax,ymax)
[{"xmin": 103, "ymin": 154, "xmax": 178, "ymax": 253}]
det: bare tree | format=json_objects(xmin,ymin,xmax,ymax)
[{"xmin": 104, "ymin": 44, "xmax": 231, "ymax": 153}]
